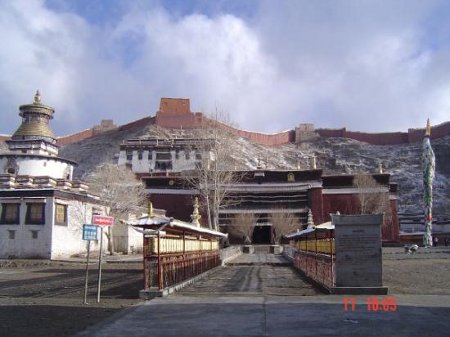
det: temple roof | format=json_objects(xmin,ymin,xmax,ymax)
[
  {"xmin": 12, "ymin": 121, "xmax": 55, "ymax": 139},
  {"xmin": 12, "ymin": 91, "xmax": 56, "ymax": 140}
]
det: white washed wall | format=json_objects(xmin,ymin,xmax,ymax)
[
  {"xmin": 113, "ymin": 221, "xmax": 143, "ymax": 254},
  {"xmin": 50, "ymin": 199, "xmax": 108, "ymax": 259},
  {"xmin": 0, "ymin": 156, "xmax": 73, "ymax": 179},
  {"xmin": 0, "ymin": 197, "xmax": 52, "ymax": 258}
]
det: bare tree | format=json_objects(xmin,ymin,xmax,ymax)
[
  {"xmin": 353, "ymin": 174, "xmax": 391, "ymax": 220},
  {"xmin": 228, "ymin": 213, "xmax": 256, "ymax": 244},
  {"xmin": 182, "ymin": 111, "xmax": 245, "ymax": 230},
  {"xmin": 270, "ymin": 212, "xmax": 302, "ymax": 244},
  {"xmin": 85, "ymin": 163, "xmax": 147, "ymax": 254}
]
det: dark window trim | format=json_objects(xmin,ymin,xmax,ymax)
[
  {"xmin": 0, "ymin": 203, "xmax": 20, "ymax": 225},
  {"xmin": 25, "ymin": 203, "xmax": 46, "ymax": 225}
]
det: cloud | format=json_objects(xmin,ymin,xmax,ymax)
[{"xmin": 0, "ymin": 0, "xmax": 449, "ymax": 136}]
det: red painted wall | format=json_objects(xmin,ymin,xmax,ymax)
[
  {"xmin": 309, "ymin": 187, "xmax": 324, "ymax": 225},
  {"xmin": 57, "ymin": 129, "xmax": 95, "ymax": 146},
  {"xmin": 322, "ymin": 193, "xmax": 398, "ymax": 242}
]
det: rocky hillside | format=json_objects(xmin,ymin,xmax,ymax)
[{"xmin": 1, "ymin": 122, "xmax": 449, "ymax": 214}]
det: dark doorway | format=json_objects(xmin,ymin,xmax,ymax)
[{"xmin": 252, "ymin": 225, "xmax": 271, "ymax": 244}]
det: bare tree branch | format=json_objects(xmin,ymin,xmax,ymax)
[
  {"xmin": 84, "ymin": 163, "xmax": 147, "ymax": 254},
  {"xmin": 270, "ymin": 211, "xmax": 302, "ymax": 244},
  {"xmin": 181, "ymin": 111, "xmax": 245, "ymax": 230},
  {"xmin": 228, "ymin": 213, "xmax": 256, "ymax": 244},
  {"xmin": 353, "ymin": 174, "xmax": 391, "ymax": 221}
]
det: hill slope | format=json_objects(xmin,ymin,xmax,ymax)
[{"xmin": 1, "ymin": 123, "xmax": 449, "ymax": 215}]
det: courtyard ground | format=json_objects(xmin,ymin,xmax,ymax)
[{"xmin": 0, "ymin": 246, "xmax": 449, "ymax": 336}]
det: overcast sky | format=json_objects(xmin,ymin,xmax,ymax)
[{"xmin": 1, "ymin": 0, "xmax": 449, "ymax": 136}]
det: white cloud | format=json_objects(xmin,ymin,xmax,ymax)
[{"xmin": 0, "ymin": 0, "xmax": 449, "ymax": 136}]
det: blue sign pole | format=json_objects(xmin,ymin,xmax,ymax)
[{"xmin": 82, "ymin": 224, "xmax": 98, "ymax": 304}]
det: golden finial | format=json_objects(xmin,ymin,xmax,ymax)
[
  {"xmin": 148, "ymin": 202, "xmax": 154, "ymax": 218},
  {"xmin": 378, "ymin": 163, "xmax": 383, "ymax": 174},
  {"xmin": 307, "ymin": 208, "xmax": 314, "ymax": 228},
  {"xmin": 34, "ymin": 90, "xmax": 41, "ymax": 104},
  {"xmin": 191, "ymin": 197, "xmax": 201, "ymax": 226},
  {"xmin": 425, "ymin": 119, "xmax": 431, "ymax": 137},
  {"xmin": 311, "ymin": 154, "xmax": 317, "ymax": 169}
]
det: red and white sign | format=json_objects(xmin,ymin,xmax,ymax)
[{"xmin": 93, "ymin": 215, "xmax": 114, "ymax": 226}]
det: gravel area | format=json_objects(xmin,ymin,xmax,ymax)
[{"xmin": 383, "ymin": 246, "xmax": 450, "ymax": 295}]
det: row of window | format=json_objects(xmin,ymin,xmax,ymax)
[
  {"xmin": 0, "ymin": 203, "xmax": 67, "ymax": 226},
  {"xmin": 126, "ymin": 151, "xmax": 202, "ymax": 161}
]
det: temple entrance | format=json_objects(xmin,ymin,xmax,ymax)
[{"xmin": 252, "ymin": 225, "xmax": 271, "ymax": 244}]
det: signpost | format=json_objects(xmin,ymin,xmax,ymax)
[
  {"xmin": 92, "ymin": 215, "xmax": 114, "ymax": 303},
  {"xmin": 92, "ymin": 215, "xmax": 114, "ymax": 226},
  {"xmin": 82, "ymin": 224, "xmax": 98, "ymax": 304}
]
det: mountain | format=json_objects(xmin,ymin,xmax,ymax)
[{"xmin": 2, "ymin": 121, "xmax": 449, "ymax": 215}]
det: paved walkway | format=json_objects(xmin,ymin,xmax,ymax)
[
  {"xmin": 76, "ymin": 295, "xmax": 450, "ymax": 337},
  {"xmin": 178, "ymin": 253, "xmax": 318, "ymax": 296},
  {"xmin": 75, "ymin": 253, "xmax": 450, "ymax": 337}
]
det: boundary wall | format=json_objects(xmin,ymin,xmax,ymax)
[{"xmin": 2, "ymin": 96, "xmax": 449, "ymax": 147}]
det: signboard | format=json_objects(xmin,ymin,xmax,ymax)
[
  {"xmin": 83, "ymin": 224, "xmax": 98, "ymax": 241},
  {"xmin": 93, "ymin": 215, "xmax": 114, "ymax": 226}
]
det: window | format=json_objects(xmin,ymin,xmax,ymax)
[
  {"xmin": 30, "ymin": 230, "xmax": 39, "ymax": 239},
  {"xmin": 175, "ymin": 150, "xmax": 180, "ymax": 160},
  {"xmin": 148, "ymin": 151, "xmax": 153, "ymax": 160},
  {"xmin": 55, "ymin": 204, "xmax": 68, "ymax": 226},
  {"xmin": 126, "ymin": 151, "xmax": 132, "ymax": 161},
  {"xmin": 195, "ymin": 152, "xmax": 202, "ymax": 160},
  {"xmin": 26, "ymin": 203, "xmax": 45, "ymax": 225},
  {"xmin": 138, "ymin": 151, "xmax": 143, "ymax": 160},
  {"xmin": 8, "ymin": 230, "xmax": 15, "ymax": 239},
  {"xmin": 156, "ymin": 152, "xmax": 171, "ymax": 160},
  {"xmin": 0, "ymin": 203, "xmax": 20, "ymax": 224},
  {"xmin": 185, "ymin": 151, "xmax": 190, "ymax": 160}
]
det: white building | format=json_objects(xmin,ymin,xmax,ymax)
[
  {"xmin": 0, "ymin": 92, "xmax": 109, "ymax": 259},
  {"xmin": 118, "ymin": 137, "xmax": 213, "ymax": 174},
  {"xmin": 0, "ymin": 187, "xmax": 107, "ymax": 259}
]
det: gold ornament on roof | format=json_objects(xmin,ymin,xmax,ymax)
[
  {"xmin": 34, "ymin": 90, "xmax": 41, "ymax": 104},
  {"xmin": 148, "ymin": 202, "xmax": 154, "ymax": 218}
]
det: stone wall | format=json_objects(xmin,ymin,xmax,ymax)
[{"xmin": 315, "ymin": 121, "xmax": 450, "ymax": 145}]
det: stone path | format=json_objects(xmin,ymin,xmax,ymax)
[
  {"xmin": 177, "ymin": 253, "xmax": 319, "ymax": 296},
  {"xmin": 75, "ymin": 253, "xmax": 450, "ymax": 337}
]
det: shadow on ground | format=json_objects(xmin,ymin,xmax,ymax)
[{"xmin": 0, "ymin": 305, "xmax": 122, "ymax": 337}]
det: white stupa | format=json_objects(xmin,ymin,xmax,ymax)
[{"xmin": 0, "ymin": 91, "xmax": 76, "ymax": 183}]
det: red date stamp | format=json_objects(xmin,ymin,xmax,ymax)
[{"xmin": 343, "ymin": 296, "xmax": 397, "ymax": 312}]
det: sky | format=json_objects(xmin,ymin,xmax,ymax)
[{"xmin": 1, "ymin": 0, "xmax": 450, "ymax": 136}]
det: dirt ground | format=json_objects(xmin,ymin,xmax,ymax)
[
  {"xmin": 1, "ymin": 247, "xmax": 450, "ymax": 337},
  {"xmin": 0, "ymin": 260, "xmax": 144, "ymax": 337}
]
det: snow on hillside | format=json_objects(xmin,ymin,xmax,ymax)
[{"xmin": 1, "ymin": 124, "xmax": 449, "ymax": 215}]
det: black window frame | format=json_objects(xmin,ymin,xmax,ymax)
[
  {"xmin": 25, "ymin": 203, "xmax": 46, "ymax": 225},
  {"xmin": 0, "ymin": 203, "xmax": 20, "ymax": 225},
  {"xmin": 126, "ymin": 151, "xmax": 133, "ymax": 161}
]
